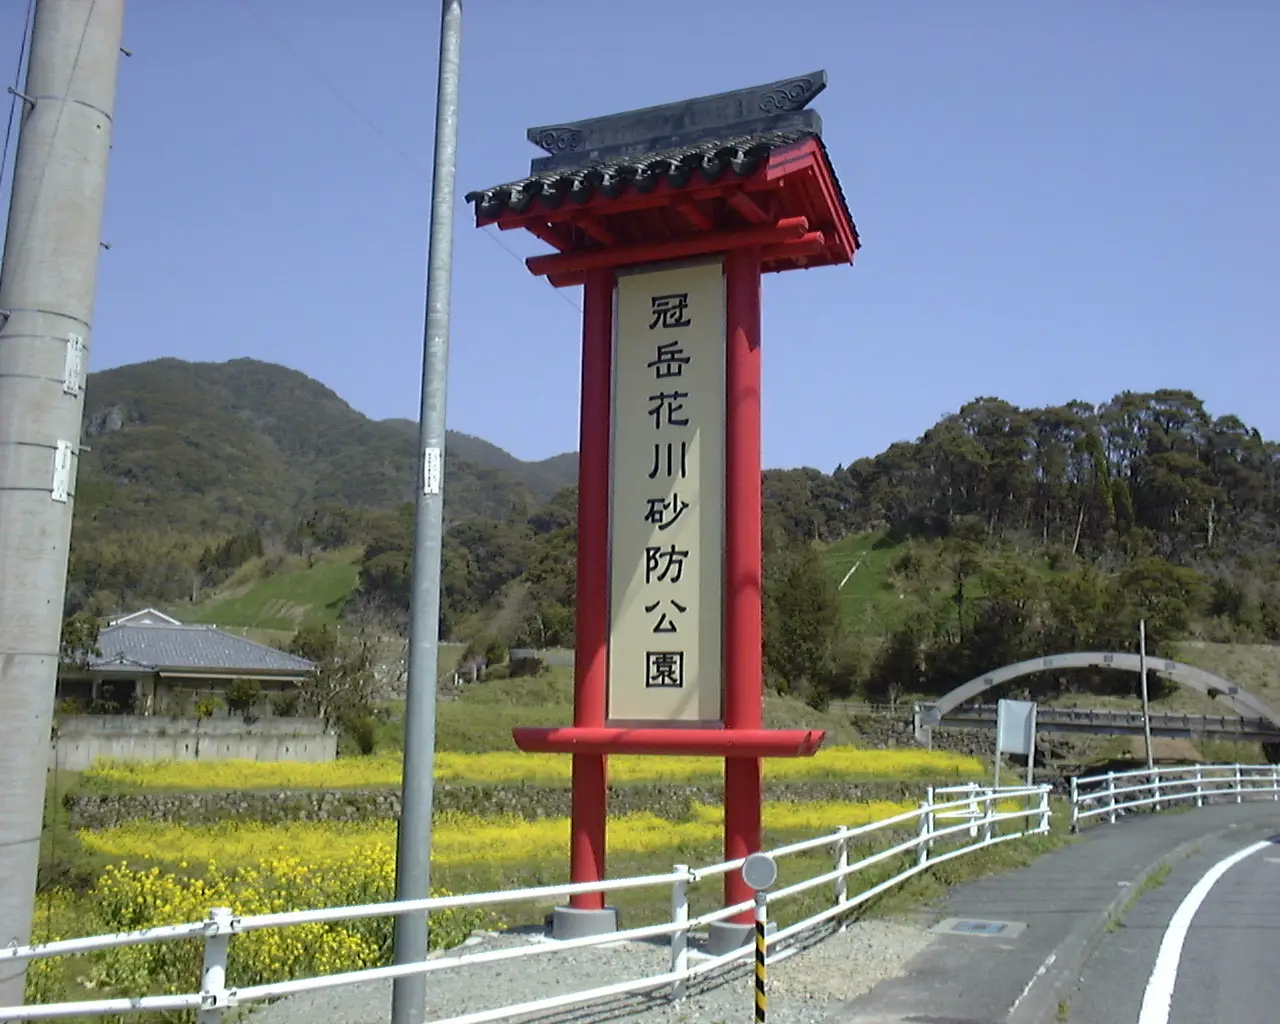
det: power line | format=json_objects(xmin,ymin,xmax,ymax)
[
  {"xmin": 235, "ymin": 0, "xmax": 581, "ymax": 314},
  {"xmin": 1, "ymin": 0, "xmax": 98, "ymax": 284},
  {"xmin": 0, "ymin": 0, "xmax": 37, "ymax": 207}
]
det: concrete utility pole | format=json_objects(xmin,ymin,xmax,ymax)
[
  {"xmin": 1138, "ymin": 619, "xmax": 1155, "ymax": 771},
  {"xmin": 0, "ymin": 0, "xmax": 124, "ymax": 1007},
  {"xmin": 390, "ymin": 2, "xmax": 460, "ymax": 1022}
]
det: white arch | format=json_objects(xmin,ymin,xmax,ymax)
[{"xmin": 926, "ymin": 651, "xmax": 1280, "ymax": 728}]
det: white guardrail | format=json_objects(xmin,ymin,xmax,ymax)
[
  {"xmin": 1, "ymin": 783, "xmax": 1050, "ymax": 1024},
  {"xmin": 1070, "ymin": 762, "xmax": 1280, "ymax": 831}
]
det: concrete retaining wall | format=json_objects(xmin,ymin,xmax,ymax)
[{"xmin": 51, "ymin": 715, "xmax": 336, "ymax": 771}]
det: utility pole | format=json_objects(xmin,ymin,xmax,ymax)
[
  {"xmin": 0, "ymin": 0, "xmax": 124, "ymax": 1008},
  {"xmin": 390, "ymin": 2, "xmax": 461, "ymax": 1022},
  {"xmin": 1139, "ymin": 619, "xmax": 1155, "ymax": 771}
]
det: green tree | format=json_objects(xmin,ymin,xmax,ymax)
[
  {"xmin": 59, "ymin": 612, "xmax": 101, "ymax": 668},
  {"xmin": 287, "ymin": 624, "xmax": 377, "ymax": 729},
  {"xmin": 764, "ymin": 542, "xmax": 840, "ymax": 695}
]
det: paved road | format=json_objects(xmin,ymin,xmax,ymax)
[
  {"xmin": 1065, "ymin": 822, "xmax": 1280, "ymax": 1024},
  {"xmin": 826, "ymin": 801, "xmax": 1280, "ymax": 1024}
]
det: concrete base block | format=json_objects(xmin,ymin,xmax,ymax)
[
  {"xmin": 705, "ymin": 918, "xmax": 777, "ymax": 956},
  {"xmin": 550, "ymin": 905, "xmax": 620, "ymax": 941}
]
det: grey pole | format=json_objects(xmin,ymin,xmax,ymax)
[
  {"xmin": 1138, "ymin": 619, "xmax": 1155, "ymax": 771},
  {"xmin": 390, "ymin": 2, "xmax": 461, "ymax": 1022},
  {"xmin": 0, "ymin": 0, "xmax": 124, "ymax": 1007}
]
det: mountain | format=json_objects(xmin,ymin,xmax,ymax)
[
  {"xmin": 72, "ymin": 358, "xmax": 577, "ymax": 541},
  {"xmin": 382, "ymin": 420, "xmax": 579, "ymax": 502}
]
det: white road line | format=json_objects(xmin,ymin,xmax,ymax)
[{"xmin": 1136, "ymin": 839, "xmax": 1272, "ymax": 1024}]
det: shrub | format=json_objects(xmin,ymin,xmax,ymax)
[
  {"xmin": 345, "ymin": 715, "xmax": 378, "ymax": 756},
  {"xmin": 194, "ymin": 696, "xmax": 222, "ymax": 721},
  {"xmin": 226, "ymin": 679, "xmax": 262, "ymax": 715},
  {"xmin": 271, "ymin": 692, "xmax": 300, "ymax": 717}
]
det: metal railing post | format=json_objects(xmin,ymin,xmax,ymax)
[
  {"xmin": 833, "ymin": 827, "xmax": 850, "ymax": 913},
  {"xmin": 670, "ymin": 864, "xmax": 689, "ymax": 1000},
  {"xmin": 1069, "ymin": 777, "xmax": 1079, "ymax": 833},
  {"xmin": 1152, "ymin": 768, "xmax": 1162, "ymax": 813},
  {"xmin": 1038, "ymin": 785, "xmax": 1051, "ymax": 834},
  {"xmin": 1234, "ymin": 764, "xmax": 1243, "ymax": 803},
  {"xmin": 1194, "ymin": 765, "xmax": 1203, "ymax": 808},
  {"xmin": 966, "ymin": 783, "xmax": 979, "ymax": 839},
  {"xmin": 198, "ymin": 907, "xmax": 234, "ymax": 1024},
  {"xmin": 1106, "ymin": 771, "xmax": 1117, "ymax": 824},
  {"xmin": 981, "ymin": 786, "xmax": 994, "ymax": 843},
  {"xmin": 1273, "ymin": 764, "xmax": 1279, "ymax": 802},
  {"xmin": 917, "ymin": 798, "xmax": 931, "ymax": 867}
]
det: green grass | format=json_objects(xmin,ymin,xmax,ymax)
[
  {"xmin": 819, "ymin": 530, "xmax": 913, "ymax": 633},
  {"xmin": 376, "ymin": 663, "xmax": 868, "ymax": 752},
  {"xmin": 1107, "ymin": 861, "xmax": 1171, "ymax": 931},
  {"xmin": 186, "ymin": 550, "xmax": 362, "ymax": 630}
]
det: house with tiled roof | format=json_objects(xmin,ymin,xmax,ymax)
[{"xmin": 57, "ymin": 609, "xmax": 314, "ymax": 716}]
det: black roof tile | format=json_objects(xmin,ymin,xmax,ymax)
[{"xmin": 467, "ymin": 130, "xmax": 841, "ymax": 222}]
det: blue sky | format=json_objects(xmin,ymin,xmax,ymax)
[{"xmin": 2, "ymin": 1, "xmax": 1276, "ymax": 471}]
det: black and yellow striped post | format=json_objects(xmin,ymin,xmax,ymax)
[
  {"xmin": 742, "ymin": 853, "xmax": 777, "ymax": 1024},
  {"xmin": 754, "ymin": 889, "xmax": 768, "ymax": 1022}
]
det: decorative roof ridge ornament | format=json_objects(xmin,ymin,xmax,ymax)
[{"xmin": 526, "ymin": 70, "xmax": 827, "ymax": 174}]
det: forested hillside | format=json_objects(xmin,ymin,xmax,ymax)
[
  {"xmin": 67, "ymin": 364, "xmax": 1280, "ymax": 707},
  {"xmin": 348, "ymin": 389, "xmax": 1280, "ymax": 705},
  {"xmin": 67, "ymin": 358, "xmax": 574, "ymax": 612}
]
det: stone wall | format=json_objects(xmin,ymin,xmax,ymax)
[
  {"xmin": 67, "ymin": 779, "xmax": 942, "ymax": 831},
  {"xmin": 52, "ymin": 715, "xmax": 336, "ymax": 772},
  {"xmin": 850, "ymin": 714, "xmax": 997, "ymax": 757}
]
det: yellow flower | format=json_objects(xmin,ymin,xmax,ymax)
[{"xmin": 81, "ymin": 746, "xmax": 983, "ymax": 791}]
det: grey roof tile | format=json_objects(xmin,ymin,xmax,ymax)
[
  {"xmin": 91, "ymin": 624, "xmax": 314, "ymax": 675},
  {"xmin": 467, "ymin": 130, "xmax": 854, "ymax": 225}
]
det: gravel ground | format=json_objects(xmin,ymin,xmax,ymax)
[{"xmin": 244, "ymin": 919, "xmax": 932, "ymax": 1024}]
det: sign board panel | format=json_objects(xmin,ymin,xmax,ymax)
[
  {"xmin": 996, "ymin": 699, "xmax": 1036, "ymax": 757},
  {"xmin": 607, "ymin": 259, "xmax": 725, "ymax": 723}
]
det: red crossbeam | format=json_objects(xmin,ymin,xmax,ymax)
[
  {"xmin": 525, "ymin": 217, "xmax": 810, "ymax": 278},
  {"xmin": 512, "ymin": 726, "xmax": 825, "ymax": 758}
]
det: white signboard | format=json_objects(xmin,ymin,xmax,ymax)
[
  {"xmin": 996, "ymin": 699, "xmax": 1036, "ymax": 756},
  {"xmin": 995, "ymin": 698, "xmax": 1037, "ymax": 788},
  {"xmin": 607, "ymin": 259, "xmax": 725, "ymax": 724}
]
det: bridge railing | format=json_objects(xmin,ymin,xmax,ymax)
[
  {"xmin": 1069, "ymin": 763, "xmax": 1280, "ymax": 831},
  {"xmin": 1, "ymin": 783, "xmax": 1051, "ymax": 1024}
]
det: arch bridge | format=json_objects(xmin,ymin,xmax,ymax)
[{"xmin": 912, "ymin": 651, "xmax": 1280, "ymax": 747}]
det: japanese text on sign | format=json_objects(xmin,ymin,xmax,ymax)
[{"xmin": 608, "ymin": 260, "xmax": 725, "ymax": 723}]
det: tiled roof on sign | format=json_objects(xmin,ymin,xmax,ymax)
[
  {"xmin": 466, "ymin": 70, "xmax": 859, "ymax": 266},
  {"xmin": 91, "ymin": 622, "xmax": 314, "ymax": 675},
  {"xmin": 466, "ymin": 130, "xmax": 804, "ymax": 219}
]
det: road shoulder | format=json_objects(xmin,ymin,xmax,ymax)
[
  {"xmin": 1064, "ymin": 823, "xmax": 1280, "ymax": 1024},
  {"xmin": 823, "ymin": 801, "xmax": 1280, "ymax": 1024}
]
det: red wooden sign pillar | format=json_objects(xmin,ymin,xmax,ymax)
[{"xmin": 466, "ymin": 72, "xmax": 858, "ymax": 949}]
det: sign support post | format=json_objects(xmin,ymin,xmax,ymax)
[
  {"xmin": 466, "ymin": 71, "xmax": 859, "ymax": 947},
  {"xmin": 723, "ymin": 246, "xmax": 766, "ymax": 925}
]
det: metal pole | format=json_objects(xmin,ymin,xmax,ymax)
[
  {"xmin": 1025, "ymin": 703, "xmax": 1036, "ymax": 786},
  {"xmin": 197, "ymin": 907, "xmax": 234, "ymax": 1024},
  {"xmin": 669, "ymin": 864, "xmax": 689, "ymax": 1001},
  {"xmin": 1139, "ymin": 619, "xmax": 1155, "ymax": 772},
  {"xmin": 754, "ymin": 890, "xmax": 767, "ymax": 1024},
  {"xmin": 390, "ymin": 2, "xmax": 461, "ymax": 1022},
  {"xmin": 0, "ymin": 0, "xmax": 124, "ymax": 1007},
  {"xmin": 723, "ymin": 247, "xmax": 765, "ymax": 923}
]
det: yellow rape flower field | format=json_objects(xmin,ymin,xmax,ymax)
[
  {"xmin": 81, "ymin": 746, "xmax": 985, "ymax": 791},
  {"xmin": 30, "ymin": 800, "xmax": 928, "ymax": 1011},
  {"xmin": 76, "ymin": 800, "xmax": 916, "ymax": 869},
  {"xmin": 34, "ymin": 743, "xmax": 1017, "ymax": 1013}
]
